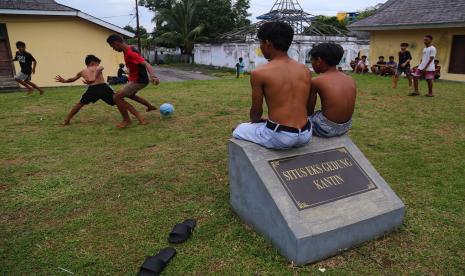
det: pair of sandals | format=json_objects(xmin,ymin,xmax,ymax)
[{"xmin": 138, "ymin": 219, "xmax": 197, "ymax": 276}]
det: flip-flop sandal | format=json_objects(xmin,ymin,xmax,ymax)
[
  {"xmin": 138, "ymin": 247, "xmax": 176, "ymax": 276},
  {"xmin": 168, "ymin": 219, "xmax": 197, "ymax": 244},
  {"xmin": 408, "ymin": 92, "xmax": 420, "ymax": 96}
]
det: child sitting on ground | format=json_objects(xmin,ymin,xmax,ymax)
[
  {"xmin": 371, "ymin": 56, "xmax": 387, "ymax": 75},
  {"xmin": 385, "ymin": 56, "xmax": 398, "ymax": 76},
  {"xmin": 355, "ymin": 56, "xmax": 369, "ymax": 73},
  {"xmin": 308, "ymin": 43, "xmax": 356, "ymax": 137},
  {"xmin": 117, "ymin": 63, "xmax": 128, "ymax": 84}
]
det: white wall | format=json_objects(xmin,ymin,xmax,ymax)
[{"xmin": 194, "ymin": 36, "xmax": 370, "ymax": 71}]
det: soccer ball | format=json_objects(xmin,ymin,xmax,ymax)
[{"xmin": 160, "ymin": 103, "xmax": 175, "ymax": 116}]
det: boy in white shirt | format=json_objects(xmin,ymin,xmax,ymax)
[{"xmin": 410, "ymin": 35, "xmax": 437, "ymax": 97}]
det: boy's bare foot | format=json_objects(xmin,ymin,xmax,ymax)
[
  {"xmin": 116, "ymin": 120, "xmax": 131, "ymax": 129},
  {"xmin": 39, "ymin": 89, "xmax": 45, "ymax": 95},
  {"xmin": 146, "ymin": 106, "xmax": 157, "ymax": 112},
  {"xmin": 62, "ymin": 121, "xmax": 70, "ymax": 127},
  {"xmin": 139, "ymin": 119, "xmax": 149, "ymax": 125},
  {"xmin": 408, "ymin": 92, "xmax": 420, "ymax": 96}
]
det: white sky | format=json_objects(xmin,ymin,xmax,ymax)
[{"xmin": 56, "ymin": 0, "xmax": 386, "ymax": 31}]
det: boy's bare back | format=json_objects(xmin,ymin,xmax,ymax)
[
  {"xmin": 312, "ymin": 71, "xmax": 356, "ymax": 123},
  {"xmin": 254, "ymin": 58, "xmax": 311, "ymax": 128}
]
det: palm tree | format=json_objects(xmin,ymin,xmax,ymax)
[{"xmin": 155, "ymin": 0, "xmax": 204, "ymax": 62}]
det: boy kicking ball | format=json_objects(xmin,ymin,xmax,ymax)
[
  {"xmin": 106, "ymin": 34, "xmax": 159, "ymax": 128},
  {"xmin": 55, "ymin": 55, "xmax": 146, "ymax": 126}
]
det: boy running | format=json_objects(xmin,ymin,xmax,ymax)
[
  {"xmin": 1, "ymin": 41, "xmax": 44, "ymax": 94},
  {"xmin": 393, "ymin": 43, "xmax": 413, "ymax": 88},
  {"xmin": 308, "ymin": 43, "xmax": 356, "ymax": 138},
  {"xmin": 55, "ymin": 55, "xmax": 146, "ymax": 126},
  {"xmin": 106, "ymin": 34, "xmax": 159, "ymax": 128},
  {"xmin": 410, "ymin": 35, "xmax": 437, "ymax": 97},
  {"xmin": 233, "ymin": 22, "xmax": 312, "ymax": 149}
]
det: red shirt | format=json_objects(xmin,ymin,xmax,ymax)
[{"xmin": 124, "ymin": 46, "xmax": 147, "ymax": 82}]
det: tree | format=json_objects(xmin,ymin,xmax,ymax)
[
  {"xmin": 123, "ymin": 25, "xmax": 152, "ymax": 49},
  {"xmin": 141, "ymin": 0, "xmax": 251, "ymax": 39},
  {"xmin": 306, "ymin": 16, "xmax": 348, "ymax": 35},
  {"xmin": 232, "ymin": 0, "xmax": 251, "ymax": 28},
  {"xmin": 357, "ymin": 7, "xmax": 377, "ymax": 20},
  {"xmin": 154, "ymin": 0, "xmax": 205, "ymax": 60}
]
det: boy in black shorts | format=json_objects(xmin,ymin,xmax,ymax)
[
  {"xmin": 393, "ymin": 42, "xmax": 413, "ymax": 88},
  {"xmin": 55, "ymin": 55, "xmax": 146, "ymax": 126}
]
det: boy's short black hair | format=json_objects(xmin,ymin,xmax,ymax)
[
  {"xmin": 434, "ymin": 59, "xmax": 439, "ymax": 63},
  {"xmin": 119, "ymin": 63, "xmax": 125, "ymax": 68},
  {"xmin": 425, "ymin": 35, "xmax": 433, "ymax": 40},
  {"xmin": 379, "ymin": 56, "xmax": 385, "ymax": 59},
  {"xmin": 400, "ymin": 42, "xmax": 409, "ymax": 47},
  {"xmin": 16, "ymin": 41, "xmax": 26, "ymax": 47},
  {"xmin": 361, "ymin": 55, "xmax": 367, "ymax": 59},
  {"xmin": 257, "ymin": 21, "xmax": 294, "ymax": 52},
  {"xmin": 309, "ymin": 43, "xmax": 344, "ymax": 66},
  {"xmin": 85, "ymin": 55, "xmax": 101, "ymax": 66},
  {"xmin": 107, "ymin": 34, "xmax": 124, "ymax": 44},
  {"xmin": 239, "ymin": 57, "xmax": 243, "ymax": 61},
  {"xmin": 389, "ymin": 56, "xmax": 394, "ymax": 59}
]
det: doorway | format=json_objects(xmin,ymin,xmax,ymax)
[{"xmin": 0, "ymin": 24, "xmax": 14, "ymax": 77}]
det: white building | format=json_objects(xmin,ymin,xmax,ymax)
[{"xmin": 194, "ymin": 35, "xmax": 369, "ymax": 72}]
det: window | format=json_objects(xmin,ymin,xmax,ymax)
[{"xmin": 448, "ymin": 35, "xmax": 465, "ymax": 74}]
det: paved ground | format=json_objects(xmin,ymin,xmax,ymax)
[{"xmin": 156, "ymin": 67, "xmax": 217, "ymax": 82}]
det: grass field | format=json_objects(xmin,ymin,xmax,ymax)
[{"xmin": 1, "ymin": 73, "xmax": 464, "ymax": 275}]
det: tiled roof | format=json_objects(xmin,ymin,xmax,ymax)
[
  {"xmin": 0, "ymin": 0, "xmax": 76, "ymax": 12},
  {"xmin": 349, "ymin": 0, "xmax": 465, "ymax": 30}
]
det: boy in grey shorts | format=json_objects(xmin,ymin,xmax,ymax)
[
  {"xmin": 308, "ymin": 43, "xmax": 356, "ymax": 138},
  {"xmin": 1, "ymin": 41, "xmax": 44, "ymax": 94}
]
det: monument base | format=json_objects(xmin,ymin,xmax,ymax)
[{"xmin": 228, "ymin": 136, "xmax": 405, "ymax": 265}]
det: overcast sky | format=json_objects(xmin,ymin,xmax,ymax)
[{"xmin": 56, "ymin": 0, "xmax": 386, "ymax": 31}]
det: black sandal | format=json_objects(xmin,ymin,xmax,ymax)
[
  {"xmin": 168, "ymin": 219, "xmax": 197, "ymax": 244},
  {"xmin": 138, "ymin": 247, "xmax": 176, "ymax": 276}
]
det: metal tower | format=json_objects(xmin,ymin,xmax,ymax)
[
  {"xmin": 257, "ymin": 0, "xmax": 313, "ymax": 34},
  {"xmin": 220, "ymin": 0, "xmax": 346, "ymax": 41}
]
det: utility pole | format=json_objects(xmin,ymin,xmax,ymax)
[{"xmin": 135, "ymin": 0, "xmax": 142, "ymax": 51}]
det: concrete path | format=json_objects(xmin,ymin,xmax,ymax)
[{"xmin": 155, "ymin": 67, "xmax": 217, "ymax": 82}]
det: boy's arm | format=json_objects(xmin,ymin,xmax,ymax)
[
  {"xmin": 249, "ymin": 70, "xmax": 264, "ymax": 123},
  {"xmin": 142, "ymin": 61, "xmax": 160, "ymax": 85},
  {"xmin": 31, "ymin": 54, "xmax": 37, "ymax": 74},
  {"xmin": 32, "ymin": 60, "xmax": 37, "ymax": 74},
  {"xmin": 307, "ymin": 82, "xmax": 318, "ymax": 116},
  {"xmin": 55, "ymin": 71, "xmax": 82, "ymax": 83}
]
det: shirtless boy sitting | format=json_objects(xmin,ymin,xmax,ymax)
[
  {"xmin": 307, "ymin": 43, "xmax": 356, "ymax": 137},
  {"xmin": 55, "ymin": 55, "xmax": 146, "ymax": 126},
  {"xmin": 233, "ymin": 22, "xmax": 312, "ymax": 149}
]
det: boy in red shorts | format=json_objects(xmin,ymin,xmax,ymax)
[{"xmin": 410, "ymin": 35, "xmax": 437, "ymax": 97}]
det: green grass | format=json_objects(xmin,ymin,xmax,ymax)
[{"xmin": 1, "ymin": 74, "xmax": 464, "ymax": 275}]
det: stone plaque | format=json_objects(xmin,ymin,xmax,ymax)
[
  {"xmin": 269, "ymin": 147, "xmax": 377, "ymax": 210},
  {"xmin": 229, "ymin": 136, "xmax": 405, "ymax": 265}
]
